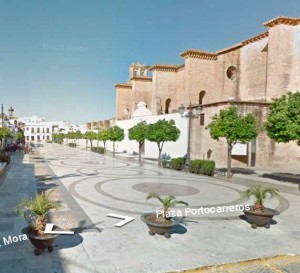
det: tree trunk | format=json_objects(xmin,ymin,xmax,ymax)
[
  {"xmin": 227, "ymin": 143, "xmax": 232, "ymax": 179},
  {"xmin": 138, "ymin": 142, "xmax": 142, "ymax": 164},
  {"xmin": 103, "ymin": 141, "xmax": 106, "ymax": 154},
  {"xmin": 113, "ymin": 142, "xmax": 115, "ymax": 158}
]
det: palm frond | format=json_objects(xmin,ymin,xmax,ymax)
[
  {"xmin": 170, "ymin": 200, "xmax": 189, "ymax": 207},
  {"xmin": 243, "ymin": 185, "xmax": 278, "ymax": 206},
  {"xmin": 146, "ymin": 192, "xmax": 188, "ymax": 211}
]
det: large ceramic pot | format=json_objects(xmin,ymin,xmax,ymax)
[
  {"xmin": 244, "ymin": 206, "xmax": 279, "ymax": 229},
  {"xmin": 140, "ymin": 212, "xmax": 181, "ymax": 238},
  {"xmin": 22, "ymin": 226, "xmax": 60, "ymax": 255}
]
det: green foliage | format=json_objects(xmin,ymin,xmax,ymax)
[
  {"xmin": 147, "ymin": 119, "xmax": 180, "ymax": 144},
  {"xmin": 265, "ymin": 91, "xmax": 300, "ymax": 143},
  {"xmin": 128, "ymin": 121, "xmax": 148, "ymax": 163},
  {"xmin": 0, "ymin": 127, "xmax": 12, "ymax": 139},
  {"xmin": 91, "ymin": 147, "xmax": 105, "ymax": 154},
  {"xmin": 188, "ymin": 160, "xmax": 215, "ymax": 176},
  {"xmin": 107, "ymin": 126, "xmax": 124, "ymax": 157},
  {"xmin": 146, "ymin": 192, "xmax": 188, "ymax": 218},
  {"xmin": 53, "ymin": 133, "xmax": 65, "ymax": 144},
  {"xmin": 207, "ymin": 106, "xmax": 258, "ymax": 144},
  {"xmin": 84, "ymin": 131, "xmax": 97, "ymax": 148},
  {"xmin": 128, "ymin": 121, "xmax": 148, "ymax": 143},
  {"xmin": 207, "ymin": 106, "xmax": 258, "ymax": 178},
  {"xmin": 162, "ymin": 160, "xmax": 171, "ymax": 168},
  {"xmin": 201, "ymin": 160, "xmax": 216, "ymax": 176},
  {"xmin": 97, "ymin": 129, "xmax": 110, "ymax": 150},
  {"xmin": 146, "ymin": 119, "xmax": 180, "ymax": 167},
  {"xmin": 171, "ymin": 157, "xmax": 184, "ymax": 170},
  {"xmin": 16, "ymin": 130, "xmax": 24, "ymax": 141},
  {"xmin": 16, "ymin": 189, "xmax": 60, "ymax": 234},
  {"xmin": 74, "ymin": 130, "xmax": 82, "ymax": 140},
  {"xmin": 243, "ymin": 185, "xmax": 278, "ymax": 209},
  {"xmin": 107, "ymin": 126, "xmax": 124, "ymax": 142}
]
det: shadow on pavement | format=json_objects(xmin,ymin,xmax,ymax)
[
  {"xmin": 239, "ymin": 214, "xmax": 278, "ymax": 227},
  {"xmin": 261, "ymin": 172, "xmax": 300, "ymax": 184},
  {"xmin": 172, "ymin": 224, "xmax": 187, "ymax": 235}
]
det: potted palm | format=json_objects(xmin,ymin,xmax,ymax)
[
  {"xmin": 141, "ymin": 192, "xmax": 188, "ymax": 238},
  {"xmin": 16, "ymin": 189, "xmax": 61, "ymax": 255},
  {"xmin": 243, "ymin": 185, "xmax": 279, "ymax": 229}
]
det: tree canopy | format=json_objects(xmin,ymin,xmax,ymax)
[
  {"xmin": 128, "ymin": 121, "xmax": 148, "ymax": 163},
  {"xmin": 107, "ymin": 126, "xmax": 124, "ymax": 157},
  {"xmin": 206, "ymin": 106, "xmax": 258, "ymax": 178},
  {"xmin": 207, "ymin": 106, "xmax": 258, "ymax": 144},
  {"xmin": 265, "ymin": 91, "xmax": 300, "ymax": 144},
  {"xmin": 0, "ymin": 127, "xmax": 12, "ymax": 140},
  {"xmin": 146, "ymin": 119, "xmax": 180, "ymax": 167}
]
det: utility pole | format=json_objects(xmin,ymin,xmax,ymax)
[{"xmin": 1, "ymin": 104, "xmax": 4, "ymax": 148}]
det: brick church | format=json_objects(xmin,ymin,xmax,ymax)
[{"xmin": 115, "ymin": 16, "xmax": 300, "ymax": 167}]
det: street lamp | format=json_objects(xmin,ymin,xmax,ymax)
[
  {"xmin": 8, "ymin": 106, "xmax": 14, "ymax": 118},
  {"xmin": 179, "ymin": 102, "xmax": 202, "ymax": 170}
]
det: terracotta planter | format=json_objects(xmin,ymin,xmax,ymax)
[
  {"xmin": 22, "ymin": 226, "xmax": 60, "ymax": 255},
  {"xmin": 244, "ymin": 206, "xmax": 279, "ymax": 229},
  {"xmin": 140, "ymin": 212, "xmax": 180, "ymax": 238}
]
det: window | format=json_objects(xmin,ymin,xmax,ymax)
[
  {"xmin": 47, "ymin": 128, "xmax": 50, "ymax": 133},
  {"xmin": 37, "ymin": 128, "xmax": 40, "ymax": 133},
  {"xmin": 199, "ymin": 114, "xmax": 205, "ymax": 126},
  {"xmin": 26, "ymin": 127, "xmax": 29, "ymax": 131},
  {"xmin": 31, "ymin": 136, "xmax": 34, "ymax": 141},
  {"xmin": 37, "ymin": 135, "xmax": 40, "ymax": 141},
  {"xmin": 133, "ymin": 69, "xmax": 137, "ymax": 76},
  {"xmin": 226, "ymin": 66, "xmax": 237, "ymax": 80},
  {"xmin": 199, "ymin": 91, "xmax": 206, "ymax": 105},
  {"xmin": 31, "ymin": 128, "xmax": 34, "ymax": 133},
  {"xmin": 42, "ymin": 128, "xmax": 44, "ymax": 133},
  {"xmin": 47, "ymin": 136, "xmax": 50, "ymax": 140},
  {"xmin": 165, "ymin": 98, "xmax": 171, "ymax": 114},
  {"xmin": 26, "ymin": 136, "xmax": 29, "ymax": 141}
]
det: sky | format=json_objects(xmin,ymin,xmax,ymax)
[{"xmin": 0, "ymin": 0, "xmax": 299, "ymax": 125}]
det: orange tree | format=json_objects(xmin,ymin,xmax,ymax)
[
  {"xmin": 206, "ymin": 106, "xmax": 258, "ymax": 178},
  {"xmin": 128, "ymin": 121, "xmax": 148, "ymax": 163},
  {"xmin": 265, "ymin": 91, "xmax": 300, "ymax": 145},
  {"xmin": 146, "ymin": 119, "xmax": 180, "ymax": 167}
]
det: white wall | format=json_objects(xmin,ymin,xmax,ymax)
[{"xmin": 106, "ymin": 113, "xmax": 188, "ymax": 160}]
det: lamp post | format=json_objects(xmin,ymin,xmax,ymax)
[
  {"xmin": 8, "ymin": 106, "xmax": 14, "ymax": 118},
  {"xmin": 179, "ymin": 102, "xmax": 202, "ymax": 170},
  {"xmin": 1, "ymin": 104, "xmax": 4, "ymax": 149}
]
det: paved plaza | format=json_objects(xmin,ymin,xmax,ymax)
[{"xmin": 0, "ymin": 143, "xmax": 300, "ymax": 273}]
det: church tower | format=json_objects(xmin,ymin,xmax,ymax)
[{"xmin": 129, "ymin": 61, "xmax": 149, "ymax": 79}]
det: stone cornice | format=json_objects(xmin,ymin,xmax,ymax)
[
  {"xmin": 242, "ymin": 31, "xmax": 269, "ymax": 46},
  {"xmin": 216, "ymin": 43, "xmax": 242, "ymax": 55},
  {"xmin": 177, "ymin": 64, "xmax": 185, "ymax": 71},
  {"xmin": 264, "ymin": 16, "xmax": 300, "ymax": 28},
  {"xmin": 115, "ymin": 83, "xmax": 132, "ymax": 89},
  {"xmin": 129, "ymin": 76, "xmax": 152, "ymax": 81},
  {"xmin": 202, "ymin": 101, "xmax": 270, "ymax": 108},
  {"xmin": 149, "ymin": 64, "xmax": 183, "ymax": 72},
  {"xmin": 180, "ymin": 49, "xmax": 217, "ymax": 60}
]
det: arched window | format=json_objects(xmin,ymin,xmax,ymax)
[
  {"xmin": 199, "ymin": 91, "xmax": 206, "ymax": 105},
  {"xmin": 165, "ymin": 98, "xmax": 171, "ymax": 114}
]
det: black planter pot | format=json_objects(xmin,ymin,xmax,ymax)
[
  {"xmin": 244, "ymin": 206, "xmax": 279, "ymax": 229},
  {"xmin": 22, "ymin": 226, "xmax": 60, "ymax": 255},
  {"xmin": 140, "ymin": 212, "xmax": 180, "ymax": 238}
]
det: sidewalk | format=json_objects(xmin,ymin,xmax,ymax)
[{"xmin": 0, "ymin": 146, "xmax": 300, "ymax": 273}]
